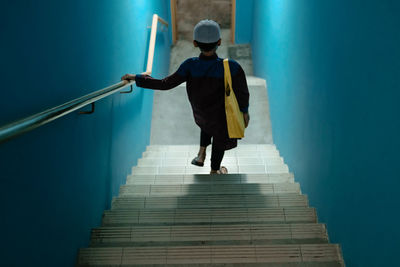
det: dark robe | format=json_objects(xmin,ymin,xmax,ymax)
[{"xmin": 135, "ymin": 53, "xmax": 249, "ymax": 150}]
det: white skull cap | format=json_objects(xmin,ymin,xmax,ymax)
[{"xmin": 193, "ymin": 20, "xmax": 221, "ymax": 43}]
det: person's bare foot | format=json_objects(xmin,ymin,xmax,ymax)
[{"xmin": 210, "ymin": 166, "xmax": 228, "ymax": 174}]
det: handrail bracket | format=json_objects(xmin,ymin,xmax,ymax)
[
  {"xmin": 120, "ymin": 84, "xmax": 133, "ymax": 94},
  {"xmin": 79, "ymin": 103, "xmax": 95, "ymax": 115}
]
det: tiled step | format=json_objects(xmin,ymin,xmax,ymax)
[
  {"xmin": 138, "ymin": 157, "xmax": 285, "ymax": 167},
  {"xmin": 126, "ymin": 173, "xmax": 295, "ymax": 185},
  {"xmin": 119, "ymin": 183, "xmax": 301, "ymax": 197},
  {"xmin": 77, "ymin": 244, "xmax": 344, "ymax": 266},
  {"xmin": 111, "ymin": 194, "xmax": 308, "ymax": 210},
  {"xmin": 131, "ymin": 164, "xmax": 289, "ymax": 175},
  {"xmin": 90, "ymin": 223, "xmax": 329, "ymax": 247},
  {"xmin": 142, "ymin": 149, "xmax": 281, "ymax": 159},
  {"xmin": 102, "ymin": 207, "xmax": 317, "ymax": 226},
  {"xmin": 145, "ymin": 144, "xmax": 276, "ymax": 152}
]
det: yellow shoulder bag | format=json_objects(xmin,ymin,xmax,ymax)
[{"xmin": 223, "ymin": 59, "xmax": 245, "ymax": 138}]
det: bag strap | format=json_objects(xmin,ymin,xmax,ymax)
[{"xmin": 223, "ymin": 59, "xmax": 232, "ymax": 96}]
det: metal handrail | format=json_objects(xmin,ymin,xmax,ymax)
[{"xmin": 0, "ymin": 14, "xmax": 168, "ymax": 144}]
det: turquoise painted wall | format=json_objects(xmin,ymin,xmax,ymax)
[
  {"xmin": 235, "ymin": 0, "xmax": 254, "ymax": 44},
  {"xmin": 0, "ymin": 0, "xmax": 171, "ymax": 266},
  {"xmin": 248, "ymin": 0, "xmax": 400, "ymax": 266}
]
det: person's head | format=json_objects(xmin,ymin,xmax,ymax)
[{"xmin": 193, "ymin": 20, "xmax": 221, "ymax": 54}]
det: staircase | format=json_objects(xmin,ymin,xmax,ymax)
[{"xmin": 77, "ymin": 144, "xmax": 344, "ymax": 266}]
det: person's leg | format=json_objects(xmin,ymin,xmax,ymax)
[
  {"xmin": 198, "ymin": 130, "xmax": 211, "ymax": 158},
  {"xmin": 191, "ymin": 130, "xmax": 212, "ymax": 166},
  {"xmin": 210, "ymin": 142, "xmax": 226, "ymax": 174}
]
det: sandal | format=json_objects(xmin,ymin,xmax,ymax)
[
  {"xmin": 191, "ymin": 156, "xmax": 205, "ymax": 167},
  {"xmin": 210, "ymin": 166, "xmax": 228, "ymax": 175}
]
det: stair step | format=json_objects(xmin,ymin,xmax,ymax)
[
  {"xmin": 111, "ymin": 194, "xmax": 308, "ymax": 210},
  {"xmin": 142, "ymin": 150, "xmax": 281, "ymax": 159},
  {"xmin": 91, "ymin": 223, "xmax": 328, "ymax": 247},
  {"xmin": 102, "ymin": 207, "xmax": 317, "ymax": 226},
  {"xmin": 127, "ymin": 173, "xmax": 295, "ymax": 185},
  {"xmin": 138, "ymin": 157, "xmax": 285, "ymax": 167},
  {"xmin": 77, "ymin": 143, "xmax": 345, "ymax": 266},
  {"xmin": 78, "ymin": 244, "xmax": 343, "ymax": 266},
  {"xmin": 145, "ymin": 144, "xmax": 276, "ymax": 152},
  {"xmin": 131, "ymin": 165, "xmax": 289, "ymax": 175},
  {"xmin": 119, "ymin": 183, "xmax": 301, "ymax": 197}
]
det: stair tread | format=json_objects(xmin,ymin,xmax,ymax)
[
  {"xmin": 127, "ymin": 173, "xmax": 295, "ymax": 185},
  {"xmin": 142, "ymin": 151, "xmax": 281, "ymax": 159},
  {"xmin": 91, "ymin": 223, "xmax": 328, "ymax": 245},
  {"xmin": 145, "ymin": 144, "xmax": 276, "ymax": 152},
  {"xmin": 131, "ymin": 165, "xmax": 289, "ymax": 175},
  {"xmin": 138, "ymin": 157, "xmax": 285, "ymax": 167},
  {"xmin": 102, "ymin": 207, "xmax": 317, "ymax": 226},
  {"xmin": 137, "ymin": 160, "xmax": 286, "ymax": 167},
  {"xmin": 119, "ymin": 183, "xmax": 301, "ymax": 196},
  {"xmin": 78, "ymin": 244, "xmax": 343, "ymax": 266},
  {"xmin": 112, "ymin": 194, "xmax": 308, "ymax": 209}
]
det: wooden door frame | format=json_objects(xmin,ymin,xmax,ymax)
[
  {"xmin": 231, "ymin": 0, "xmax": 236, "ymax": 44},
  {"xmin": 170, "ymin": 0, "xmax": 178, "ymax": 44}
]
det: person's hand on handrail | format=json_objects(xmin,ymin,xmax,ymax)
[{"xmin": 121, "ymin": 74, "xmax": 136, "ymax": 81}]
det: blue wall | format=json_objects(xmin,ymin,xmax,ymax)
[
  {"xmin": 0, "ymin": 0, "xmax": 171, "ymax": 266},
  {"xmin": 248, "ymin": 0, "xmax": 400, "ymax": 266},
  {"xmin": 235, "ymin": 0, "xmax": 254, "ymax": 44}
]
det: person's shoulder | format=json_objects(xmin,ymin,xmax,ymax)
[
  {"xmin": 182, "ymin": 57, "xmax": 199, "ymax": 65},
  {"xmin": 225, "ymin": 58, "xmax": 243, "ymax": 75},
  {"xmin": 220, "ymin": 57, "xmax": 241, "ymax": 67},
  {"xmin": 177, "ymin": 57, "xmax": 198, "ymax": 74},
  {"xmin": 227, "ymin": 58, "xmax": 241, "ymax": 66}
]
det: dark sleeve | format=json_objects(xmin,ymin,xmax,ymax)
[
  {"xmin": 230, "ymin": 61, "xmax": 250, "ymax": 113},
  {"xmin": 135, "ymin": 59, "xmax": 190, "ymax": 90}
]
